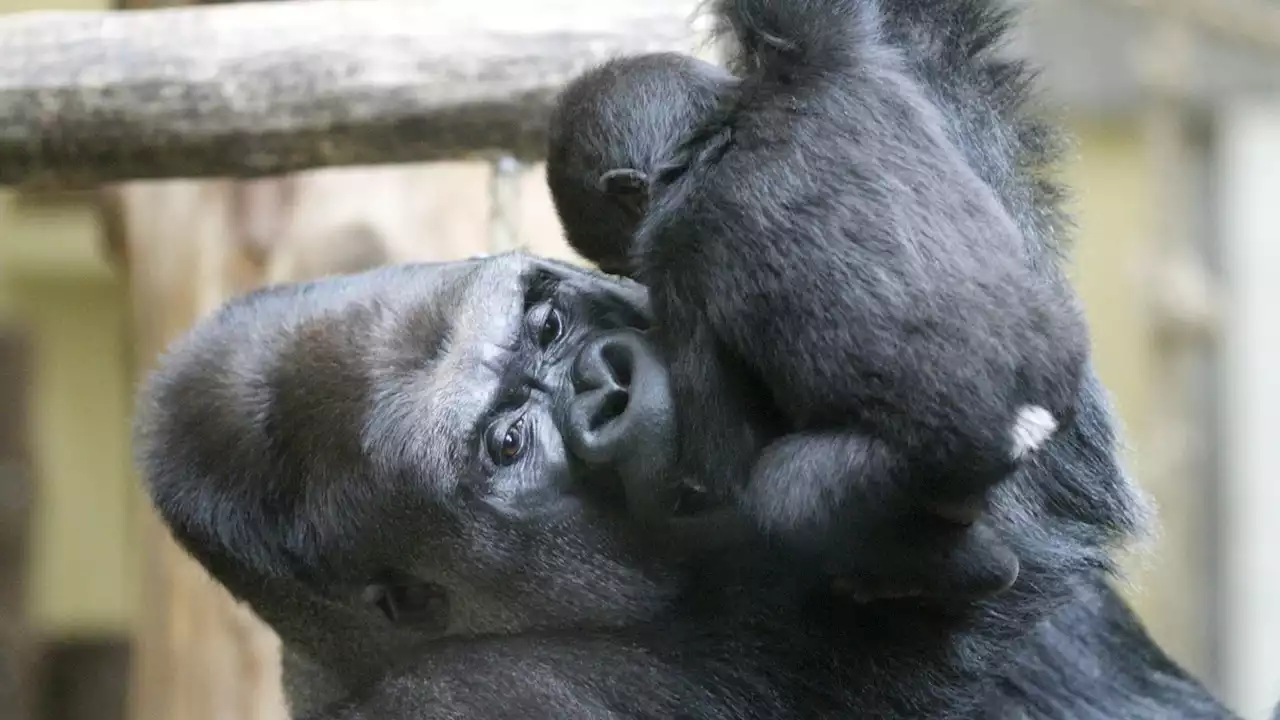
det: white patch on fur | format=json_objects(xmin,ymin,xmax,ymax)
[{"xmin": 1009, "ymin": 405, "xmax": 1057, "ymax": 460}]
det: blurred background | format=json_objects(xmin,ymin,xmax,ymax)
[{"xmin": 0, "ymin": 0, "xmax": 1278, "ymax": 718}]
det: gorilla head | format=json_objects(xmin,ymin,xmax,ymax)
[{"xmin": 134, "ymin": 253, "xmax": 706, "ymax": 713}]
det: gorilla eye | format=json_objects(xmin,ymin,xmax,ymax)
[
  {"xmin": 486, "ymin": 417, "xmax": 527, "ymax": 466},
  {"xmin": 535, "ymin": 307, "xmax": 563, "ymax": 349}
]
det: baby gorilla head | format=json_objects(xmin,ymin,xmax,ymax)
[
  {"xmin": 133, "ymin": 253, "xmax": 685, "ymax": 711},
  {"xmin": 546, "ymin": 52, "xmax": 732, "ymax": 276}
]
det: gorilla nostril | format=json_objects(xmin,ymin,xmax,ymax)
[
  {"xmin": 601, "ymin": 343, "xmax": 633, "ymax": 387},
  {"xmin": 569, "ymin": 386, "xmax": 632, "ymax": 465},
  {"xmin": 589, "ymin": 389, "xmax": 630, "ymax": 432},
  {"xmin": 574, "ymin": 334, "xmax": 638, "ymax": 392}
]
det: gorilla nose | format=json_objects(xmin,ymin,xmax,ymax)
[{"xmin": 567, "ymin": 331, "xmax": 662, "ymax": 465}]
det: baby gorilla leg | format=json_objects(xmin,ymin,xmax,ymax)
[{"xmin": 741, "ymin": 431, "xmax": 1021, "ymax": 602}]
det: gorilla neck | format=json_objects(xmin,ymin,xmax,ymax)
[
  {"xmin": 232, "ymin": 541, "xmax": 695, "ymax": 716},
  {"xmin": 281, "ymin": 646, "xmax": 347, "ymax": 717},
  {"xmin": 238, "ymin": 579, "xmax": 413, "ymax": 717}
]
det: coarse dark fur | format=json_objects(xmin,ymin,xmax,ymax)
[{"xmin": 547, "ymin": 0, "xmax": 1092, "ymax": 602}]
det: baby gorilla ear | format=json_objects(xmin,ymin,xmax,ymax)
[
  {"xmin": 597, "ymin": 168, "xmax": 650, "ymax": 219},
  {"xmin": 597, "ymin": 167, "xmax": 649, "ymax": 195}
]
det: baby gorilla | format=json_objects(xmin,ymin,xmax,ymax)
[{"xmin": 546, "ymin": 0, "xmax": 1090, "ymax": 601}]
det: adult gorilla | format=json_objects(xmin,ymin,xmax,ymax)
[{"xmin": 135, "ymin": 252, "xmax": 1230, "ymax": 718}]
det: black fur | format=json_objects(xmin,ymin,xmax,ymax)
[{"xmin": 547, "ymin": 0, "xmax": 1092, "ymax": 601}]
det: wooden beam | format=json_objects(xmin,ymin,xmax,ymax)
[{"xmin": 0, "ymin": 0, "xmax": 701, "ymax": 189}]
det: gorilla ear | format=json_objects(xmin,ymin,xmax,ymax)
[
  {"xmin": 362, "ymin": 573, "xmax": 451, "ymax": 632},
  {"xmin": 597, "ymin": 168, "xmax": 650, "ymax": 217}
]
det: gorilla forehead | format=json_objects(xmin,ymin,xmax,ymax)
[{"xmin": 333, "ymin": 255, "xmax": 531, "ymax": 490}]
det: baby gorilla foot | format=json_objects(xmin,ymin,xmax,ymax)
[
  {"xmin": 828, "ymin": 517, "xmax": 1020, "ymax": 604},
  {"xmin": 744, "ymin": 431, "xmax": 1021, "ymax": 603},
  {"xmin": 918, "ymin": 404, "xmax": 1062, "ymax": 528}
]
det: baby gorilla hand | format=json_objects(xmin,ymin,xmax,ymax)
[{"xmin": 742, "ymin": 430, "xmax": 1021, "ymax": 603}]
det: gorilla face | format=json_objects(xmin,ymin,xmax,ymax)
[{"xmin": 134, "ymin": 253, "xmax": 688, "ymax": 703}]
